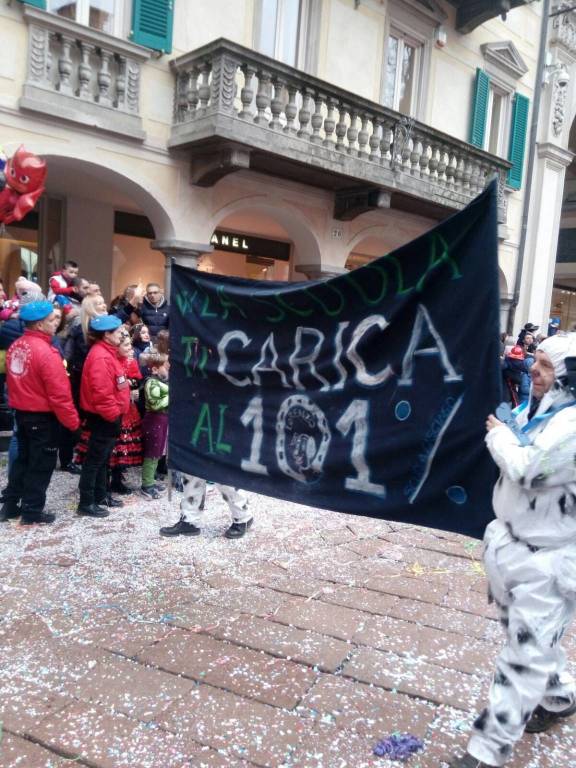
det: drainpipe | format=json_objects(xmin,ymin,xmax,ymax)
[{"xmin": 507, "ymin": 0, "xmax": 550, "ymax": 334}]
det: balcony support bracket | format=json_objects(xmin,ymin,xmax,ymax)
[
  {"xmin": 190, "ymin": 147, "xmax": 251, "ymax": 187},
  {"xmin": 334, "ymin": 187, "xmax": 391, "ymax": 221}
]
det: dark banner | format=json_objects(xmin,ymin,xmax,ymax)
[{"xmin": 169, "ymin": 183, "xmax": 501, "ymax": 539}]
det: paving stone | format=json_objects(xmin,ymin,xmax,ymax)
[
  {"xmin": 69, "ymin": 654, "xmax": 197, "ymax": 721},
  {"xmin": 25, "ymin": 700, "xmax": 199, "ymax": 768},
  {"xmin": 201, "ymin": 585, "xmax": 287, "ymax": 618},
  {"xmin": 443, "ymin": 584, "xmax": 499, "ymax": 619},
  {"xmin": 73, "ymin": 617, "xmax": 174, "ymax": 657},
  {"xmin": 389, "ymin": 597, "xmax": 491, "ymax": 638},
  {"xmin": 271, "ymin": 595, "xmax": 368, "ymax": 640},
  {"xmin": 300, "ymin": 674, "xmax": 437, "ymax": 736},
  {"xmin": 0, "ymin": 677, "xmax": 72, "ymax": 734},
  {"xmin": 316, "ymin": 583, "xmax": 401, "ymax": 616},
  {"xmin": 206, "ymin": 612, "xmax": 350, "ymax": 672},
  {"xmin": 0, "ymin": 732, "xmax": 70, "ymax": 768},
  {"xmin": 138, "ymin": 629, "xmax": 317, "ymax": 708},
  {"xmin": 361, "ymin": 572, "xmax": 449, "ymax": 605},
  {"xmin": 353, "ymin": 614, "xmax": 497, "ymax": 674},
  {"xmin": 343, "ymin": 647, "xmax": 482, "ymax": 710}
]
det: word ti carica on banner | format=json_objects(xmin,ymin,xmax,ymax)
[{"xmin": 169, "ymin": 182, "xmax": 501, "ymax": 539}]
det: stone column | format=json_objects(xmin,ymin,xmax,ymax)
[
  {"xmin": 296, "ymin": 263, "xmax": 348, "ymax": 280},
  {"xmin": 516, "ymin": 142, "xmax": 574, "ymax": 332},
  {"xmin": 150, "ymin": 240, "xmax": 213, "ymax": 299}
]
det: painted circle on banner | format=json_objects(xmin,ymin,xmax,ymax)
[
  {"xmin": 395, "ymin": 400, "xmax": 411, "ymax": 421},
  {"xmin": 276, "ymin": 394, "xmax": 331, "ymax": 484},
  {"xmin": 446, "ymin": 486, "xmax": 467, "ymax": 504}
]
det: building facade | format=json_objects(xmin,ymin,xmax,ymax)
[{"xmin": 0, "ymin": 0, "xmax": 553, "ymax": 332}]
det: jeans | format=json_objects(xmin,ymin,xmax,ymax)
[
  {"xmin": 78, "ymin": 414, "xmax": 121, "ymax": 506},
  {"xmin": 2, "ymin": 411, "xmax": 59, "ymax": 517}
]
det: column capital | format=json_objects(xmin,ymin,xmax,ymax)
[
  {"xmin": 537, "ymin": 142, "xmax": 575, "ymax": 168},
  {"xmin": 151, "ymin": 239, "xmax": 213, "ymax": 258},
  {"xmin": 297, "ymin": 263, "xmax": 348, "ymax": 280}
]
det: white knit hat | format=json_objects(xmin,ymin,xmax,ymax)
[{"xmin": 537, "ymin": 333, "xmax": 576, "ymax": 379}]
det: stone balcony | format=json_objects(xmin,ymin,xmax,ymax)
[
  {"xmin": 169, "ymin": 39, "xmax": 511, "ymax": 221},
  {"xmin": 20, "ymin": 6, "xmax": 150, "ymax": 140}
]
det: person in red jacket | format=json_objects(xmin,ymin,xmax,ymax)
[
  {"xmin": 77, "ymin": 314, "xmax": 130, "ymax": 517},
  {"xmin": 47, "ymin": 260, "xmax": 79, "ymax": 301},
  {"xmin": 0, "ymin": 300, "xmax": 80, "ymax": 525}
]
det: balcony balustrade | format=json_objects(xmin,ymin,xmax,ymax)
[
  {"xmin": 21, "ymin": 6, "xmax": 150, "ymax": 140},
  {"xmin": 170, "ymin": 39, "xmax": 510, "ymax": 220}
]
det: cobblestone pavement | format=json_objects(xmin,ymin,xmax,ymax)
[{"xmin": 1, "ymin": 468, "xmax": 575, "ymax": 768}]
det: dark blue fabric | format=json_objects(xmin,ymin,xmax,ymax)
[
  {"xmin": 0, "ymin": 318, "xmax": 25, "ymax": 350},
  {"xmin": 139, "ymin": 297, "xmax": 169, "ymax": 337},
  {"xmin": 169, "ymin": 183, "xmax": 501, "ymax": 539}
]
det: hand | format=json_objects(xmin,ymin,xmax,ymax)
[{"xmin": 486, "ymin": 414, "xmax": 504, "ymax": 432}]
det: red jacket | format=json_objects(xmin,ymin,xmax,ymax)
[
  {"xmin": 80, "ymin": 340, "xmax": 130, "ymax": 422},
  {"xmin": 7, "ymin": 330, "xmax": 80, "ymax": 431},
  {"xmin": 48, "ymin": 271, "xmax": 75, "ymax": 297}
]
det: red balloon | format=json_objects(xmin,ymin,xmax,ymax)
[{"xmin": 0, "ymin": 145, "xmax": 47, "ymax": 225}]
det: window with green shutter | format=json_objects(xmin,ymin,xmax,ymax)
[
  {"xmin": 131, "ymin": 0, "xmax": 174, "ymax": 54},
  {"xmin": 507, "ymin": 93, "xmax": 530, "ymax": 190},
  {"xmin": 469, "ymin": 68, "xmax": 491, "ymax": 148},
  {"xmin": 19, "ymin": 0, "xmax": 46, "ymax": 8}
]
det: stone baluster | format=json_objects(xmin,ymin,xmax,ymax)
[
  {"xmin": 410, "ymin": 139, "xmax": 422, "ymax": 175},
  {"xmin": 55, "ymin": 34, "xmax": 74, "ymax": 95},
  {"xmin": 428, "ymin": 145, "xmax": 439, "ymax": 181},
  {"xmin": 369, "ymin": 118, "xmax": 382, "ymax": 162},
  {"xmin": 357, "ymin": 113, "xmax": 370, "ymax": 157},
  {"xmin": 379, "ymin": 122, "xmax": 392, "ymax": 167},
  {"xmin": 323, "ymin": 96, "xmax": 337, "ymax": 148},
  {"xmin": 76, "ymin": 41, "xmax": 93, "ymax": 99},
  {"xmin": 297, "ymin": 87, "xmax": 314, "ymax": 138},
  {"xmin": 310, "ymin": 92, "xmax": 325, "ymax": 144},
  {"xmin": 455, "ymin": 156, "xmax": 465, "ymax": 190},
  {"xmin": 197, "ymin": 60, "xmax": 212, "ymax": 112},
  {"xmin": 269, "ymin": 76, "xmax": 285, "ymax": 130},
  {"xmin": 284, "ymin": 84, "xmax": 298, "ymax": 133},
  {"xmin": 445, "ymin": 153, "xmax": 457, "ymax": 188},
  {"xmin": 115, "ymin": 54, "xmax": 127, "ymax": 110},
  {"xmin": 401, "ymin": 137, "xmax": 411, "ymax": 172},
  {"xmin": 254, "ymin": 70, "xmax": 271, "ymax": 125},
  {"xmin": 461, "ymin": 158, "xmax": 472, "ymax": 192},
  {"xmin": 437, "ymin": 148, "xmax": 448, "ymax": 185},
  {"xmin": 186, "ymin": 65, "xmax": 200, "ymax": 118},
  {"xmin": 95, "ymin": 48, "xmax": 112, "ymax": 105},
  {"xmin": 347, "ymin": 110, "xmax": 359, "ymax": 156},
  {"xmin": 239, "ymin": 63, "xmax": 256, "ymax": 120},
  {"xmin": 419, "ymin": 140, "xmax": 430, "ymax": 178},
  {"xmin": 335, "ymin": 103, "xmax": 348, "ymax": 151}
]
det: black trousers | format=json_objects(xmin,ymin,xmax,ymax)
[
  {"xmin": 2, "ymin": 411, "xmax": 59, "ymax": 516},
  {"xmin": 58, "ymin": 372, "xmax": 81, "ymax": 467},
  {"xmin": 78, "ymin": 414, "xmax": 121, "ymax": 506}
]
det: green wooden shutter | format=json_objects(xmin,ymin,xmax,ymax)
[
  {"xmin": 469, "ymin": 68, "xmax": 490, "ymax": 148},
  {"xmin": 131, "ymin": 0, "xmax": 174, "ymax": 54},
  {"xmin": 20, "ymin": 0, "xmax": 47, "ymax": 9},
  {"xmin": 507, "ymin": 93, "xmax": 530, "ymax": 190}
]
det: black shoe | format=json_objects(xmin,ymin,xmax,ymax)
[
  {"xmin": 64, "ymin": 462, "xmax": 82, "ymax": 475},
  {"xmin": 524, "ymin": 701, "xmax": 576, "ymax": 733},
  {"xmin": 20, "ymin": 511, "xmax": 56, "ymax": 525},
  {"xmin": 109, "ymin": 481, "xmax": 132, "ymax": 495},
  {"xmin": 97, "ymin": 495, "xmax": 123, "ymax": 508},
  {"xmin": 159, "ymin": 519, "xmax": 201, "ymax": 537},
  {"xmin": 224, "ymin": 518, "xmax": 253, "ymax": 539},
  {"xmin": 0, "ymin": 502, "xmax": 20, "ymax": 521},
  {"xmin": 77, "ymin": 504, "xmax": 110, "ymax": 518},
  {"xmin": 448, "ymin": 754, "xmax": 494, "ymax": 768}
]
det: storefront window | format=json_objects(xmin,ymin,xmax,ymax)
[
  {"xmin": 551, "ymin": 286, "xmax": 576, "ymax": 332},
  {"xmin": 0, "ymin": 225, "xmax": 40, "ymax": 295}
]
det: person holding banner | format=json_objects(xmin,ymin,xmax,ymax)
[
  {"xmin": 451, "ymin": 334, "xmax": 576, "ymax": 768},
  {"xmin": 160, "ymin": 477, "xmax": 252, "ymax": 540}
]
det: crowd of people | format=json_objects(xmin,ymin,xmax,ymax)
[
  {"xmin": 500, "ymin": 322, "xmax": 545, "ymax": 407},
  {"xmin": 0, "ymin": 260, "xmax": 252, "ymax": 539}
]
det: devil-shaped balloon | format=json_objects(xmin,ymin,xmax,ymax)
[{"xmin": 0, "ymin": 145, "xmax": 47, "ymax": 225}]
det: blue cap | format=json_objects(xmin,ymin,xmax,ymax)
[
  {"xmin": 55, "ymin": 295, "xmax": 71, "ymax": 307},
  {"xmin": 90, "ymin": 314, "xmax": 122, "ymax": 332},
  {"xmin": 20, "ymin": 300, "xmax": 54, "ymax": 322}
]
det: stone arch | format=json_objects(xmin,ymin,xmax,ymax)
[
  {"xmin": 4, "ymin": 142, "xmax": 178, "ymax": 241},
  {"xmin": 207, "ymin": 195, "xmax": 322, "ymax": 268}
]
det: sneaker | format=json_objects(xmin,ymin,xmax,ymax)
[
  {"xmin": 154, "ymin": 482, "xmax": 167, "ymax": 493},
  {"xmin": 224, "ymin": 517, "xmax": 253, "ymax": 539},
  {"xmin": 159, "ymin": 518, "xmax": 201, "ymax": 537},
  {"xmin": 63, "ymin": 462, "xmax": 82, "ymax": 475},
  {"xmin": 21, "ymin": 511, "xmax": 56, "ymax": 525},
  {"xmin": 76, "ymin": 504, "xmax": 110, "ymax": 518},
  {"xmin": 524, "ymin": 701, "xmax": 576, "ymax": 733},
  {"xmin": 0, "ymin": 501, "xmax": 20, "ymax": 521},
  {"xmin": 140, "ymin": 485, "xmax": 162, "ymax": 500},
  {"xmin": 448, "ymin": 754, "xmax": 495, "ymax": 768}
]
